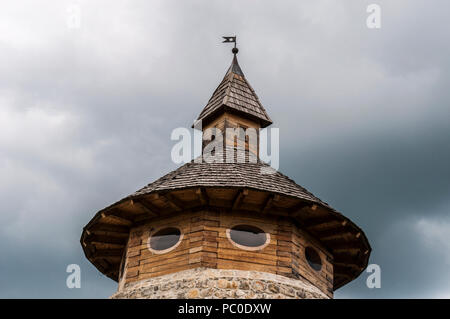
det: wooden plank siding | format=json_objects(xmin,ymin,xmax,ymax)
[
  {"xmin": 120, "ymin": 209, "xmax": 333, "ymax": 298},
  {"xmin": 202, "ymin": 112, "xmax": 260, "ymax": 156}
]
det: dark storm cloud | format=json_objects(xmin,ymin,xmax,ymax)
[{"xmin": 0, "ymin": 0, "xmax": 449, "ymax": 297}]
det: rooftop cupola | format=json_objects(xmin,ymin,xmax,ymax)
[
  {"xmin": 81, "ymin": 39, "xmax": 371, "ymax": 299},
  {"xmin": 195, "ymin": 45, "xmax": 272, "ymax": 157}
]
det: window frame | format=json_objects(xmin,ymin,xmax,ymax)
[
  {"xmin": 304, "ymin": 246, "xmax": 322, "ymax": 272},
  {"xmin": 147, "ymin": 226, "xmax": 184, "ymax": 254},
  {"xmin": 226, "ymin": 223, "xmax": 271, "ymax": 251}
]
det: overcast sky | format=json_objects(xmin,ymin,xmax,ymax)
[{"xmin": 1, "ymin": 0, "xmax": 449, "ymax": 298}]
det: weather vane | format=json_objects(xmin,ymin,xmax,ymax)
[{"xmin": 222, "ymin": 36, "xmax": 238, "ymax": 55}]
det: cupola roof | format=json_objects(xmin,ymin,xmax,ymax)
[{"xmin": 195, "ymin": 54, "xmax": 272, "ymax": 128}]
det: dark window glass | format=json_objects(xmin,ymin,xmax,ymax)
[
  {"xmin": 150, "ymin": 227, "xmax": 181, "ymax": 251},
  {"xmin": 238, "ymin": 126, "xmax": 246, "ymax": 141},
  {"xmin": 229, "ymin": 225, "xmax": 267, "ymax": 248},
  {"xmin": 305, "ymin": 247, "xmax": 322, "ymax": 271}
]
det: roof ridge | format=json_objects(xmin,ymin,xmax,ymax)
[{"xmin": 222, "ymin": 73, "xmax": 233, "ymax": 105}]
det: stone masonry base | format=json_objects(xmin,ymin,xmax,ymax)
[{"xmin": 111, "ymin": 268, "xmax": 330, "ymax": 299}]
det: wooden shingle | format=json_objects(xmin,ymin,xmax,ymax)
[{"xmin": 196, "ymin": 55, "xmax": 272, "ymax": 128}]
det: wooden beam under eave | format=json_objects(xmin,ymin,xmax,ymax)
[
  {"xmin": 133, "ymin": 215, "xmax": 159, "ymax": 226},
  {"xmin": 94, "ymin": 249, "xmax": 123, "ymax": 258},
  {"xmin": 131, "ymin": 199, "xmax": 158, "ymax": 217},
  {"xmin": 334, "ymin": 272, "xmax": 353, "ymax": 287},
  {"xmin": 104, "ymin": 268, "xmax": 119, "ymax": 279},
  {"xmin": 315, "ymin": 226, "xmax": 358, "ymax": 240},
  {"xmin": 232, "ymin": 189, "xmax": 248, "ymax": 211},
  {"xmin": 96, "ymin": 258, "xmax": 111, "ymax": 271},
  {"xmin": 90, "ymin": 223, "xmax": 129, "ymax": 234},
  {"xmin": 87, "ymin": 234, "xmax": 127, "ymax": 246},
  {"xmin": 334, "ymin": 265, "xmax": 359, "ymax": 275},
  {"xmin": 332, "ymin": 247, "xmax": 362, "ymax": 254},
  {"xmin": 98, "ymin": 231, "xmax": 129, "ymax": 239},
  {"xmin": 261, "ymin": 194, "xmax": 274, "ymax": 214},
  {"xmin": 333, "ymin": 254, "xmax": 359, "ymax": 265},
  {"xmin": 196, "ymin": 187, "xmax": 209, "ymax": 206},
  {"xmin": 93, "ymin": 256, "xmax": 122, "ymax": 263},
  {"xmin": 334, "ymin": 262, "xmax": 363, "ymax": 271},
  {"xmin": 139, "ymin": 198, "xmax": 163, "ymax": 215},
  {"xmin": 289, "ymin": 202, "xmax": 309, "ymax": 217},
  {"xmin": 162, "ymin": 193, "xmax": 183, "ymax": 211},
  {"xmin": 335, "ymin": 272, "xmax": 353, "ymax": 280},
  {"xmin": 302, "ymin": 216, "xmax": 335, "ymax": 228},
  {"xmin": 100, "ymin": 211, "xmax": 134, "ymax": 226},
  {"xmin": 328, "ymin": 240, "xmax": 363, "ymax": 251},
  {"xmin": 268, "ymin": 208, "xmax": 290, "ymax": 217},
  {"xmin": 290, "ymin": 203, "xmax": 318, "ymax": 218}
]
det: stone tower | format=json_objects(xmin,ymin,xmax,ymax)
[{"xmin": 81, "ymin": 47, "xmax": 371, "ymax": 299}]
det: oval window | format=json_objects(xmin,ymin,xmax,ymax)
[
  {"xmin": 305, "ymin": 247, "xmax": 322, "ymax": 271},
  {"xmin": 229, "ymin": 225, "xmax": 268, "ymax": 249},
  {"xmin": 149, "ymin": 227, "xmax": 182, "ymax": 252}
]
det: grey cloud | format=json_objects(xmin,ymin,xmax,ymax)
[{"xmin": 0, "ymin": 0, "xmax": 449, "ymax": 298}]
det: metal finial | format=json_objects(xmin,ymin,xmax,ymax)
[{"xmin": 222, "ymin": 36, "xmax": 238, "ymax": 54}]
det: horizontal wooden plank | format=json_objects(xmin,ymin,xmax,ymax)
[
  {"xmin": 140, "ymin": 256, "xmax": 190, "ymax": 274},
  {"xmin": 218, "ymin": 251, "xmax": 277, "ymax": 266},
  {"xmin": 217, "ymin": 259, "xmax": 278, "ymax": 273}
]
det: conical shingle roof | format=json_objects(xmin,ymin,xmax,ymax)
[
  {"xmin": 196, "ymin": 55, "xmax": 273, "ymax": 127},
  {"xmin": 133, "ymin": 153, "xmax": 328, "ymax": 206},
  {"xmin": 81, "ymin": 149, "xmax": 371, "ymax": 290}
]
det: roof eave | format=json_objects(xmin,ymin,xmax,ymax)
[{"xmin": 192, "ymin": 104, "xmax": 273, "ymax": 129}]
